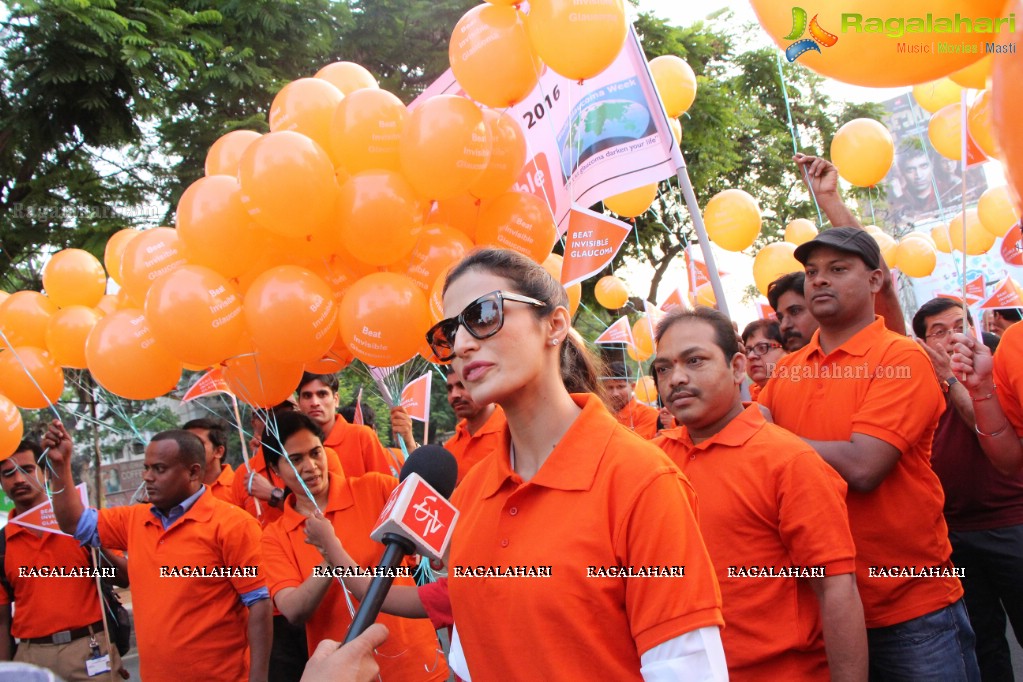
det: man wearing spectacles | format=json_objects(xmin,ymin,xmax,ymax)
[
  {"xmin": 600, "ymin": 361, "xmax": 660, "ymax": 440},
  {"xmin": 740, "ymin": 320, "xmax": 786, "ymax": 402},
  {"xmin": 913, "ymin": 296, "xmax": 1023, "ymax": 681}
]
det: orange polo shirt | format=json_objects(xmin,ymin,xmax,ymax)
[
  {"xmin": 993, "ymin": 321, "xmax": 1023, "ymax": 437},
  {"xmin": 654, "ymin": 405, "xmax": 857, "ymax": 680},
  {"xmin": 323, "ymin": 416, "xmax": 399, "ymax": 477},
  {"xmin": 760, "ymin": 316, "xmax": 960, "ymax": 628},
  {"xmin": 96, "ymin": 490, "xmax": 265, "ymax": 682},
  {"xmin": 447, "ymin": 394, "xmax": 723, "ymax": 681},
  {"xmin": 210, "ymin": 463, "xmax": 237, "ymax": 505},
  {"xmin": 261, "ymin": 472, "xmax": 447, "ymax": 681},
  {"xmin": 615, "ymin": 397, "xmax": 660, "ymax": 439},
  {"xmin": 748, "ymin": 382, "xmax": 763, "ymax": 402},
  {"xmin": 443, "ymin": 406, "xmax": 506, "ymax": 483},
  {"xmin": 0, "ymin": 517, "xmax": 106, "ymax": 638},
  {"xmin": 232, "ymin": 445, "xmax": 346, "ymax": 527}
]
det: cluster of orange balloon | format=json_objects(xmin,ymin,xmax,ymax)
[{"xmin": 862, "ymin": 226, "xmax": 939, "ymax": 278}]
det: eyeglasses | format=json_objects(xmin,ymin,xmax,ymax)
[
  {"xmin": 745, "ymin": 341, "xmax": 782, "ymax": 358},
  {"xmin": 425, "ymin": 290, "xmax": 547, "ymax": 362},
  {"xmin": 925, "ymin": 325, "xmax": 965, "ymax": 341}
]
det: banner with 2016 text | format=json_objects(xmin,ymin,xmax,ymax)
[{"xmin": 414, "ymin": 26, "xmax": 679, "ymax": 234}]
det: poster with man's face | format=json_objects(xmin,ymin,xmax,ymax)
[{"xmin": 867, "ymin": 93, "xmax": 988, "ymax": 231}]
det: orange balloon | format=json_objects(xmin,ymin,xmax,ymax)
[
  {"xmin": 428, "ymin": 193, "xmax": 483, "ymax": 241},
  {"xmin": 205, "ymin": 130, "xmax": 261, "ymax": 177},
  {"xmin": 337, "ymin": 170, "xmax": 423, "ymax": 266},
  {"xmin": 0, "ymin": 395, "xmax": 23, "ymax": 461},
  {"xmin": 928, "ymin": 103, "xmax": 965, "ymax": 160},
  {"xmin": 634, "ymin": 375, "xmax": 658, "ymax": 404},
  {"xmin": 118, "ymin": 227, "xmax": 188, "ymax": 307},
  {"xmin": 539, "ymin": 253, "xmax": 579, "ymax": 315},
  {"xmin": 329, "ymin": 89, "xmax": 407, "ymax": 173},
  {"xmin": 315, "ymin": 62, "xmax": 379, "ymax": 95},
  {"xmin": 630, "ymin": 316, "xmax": 655, "ymax": 360},
  {"xmin": 978, "ymin": 185, "xmax": 1020, "ymax": 237},
  {"xmin": 871, "ymin": 232, "xmax": 899, "ymax": 268},
  {"xmin": 85, "ymin": 309, "xmax": 182, "ymax": 400},
  {"xmin": 992, "ymin": 17, "xmax": 1023, "ymax": 214},
  {"xmin": 931, "ymin": 224, "xmax": 953, "ymax": 253},
  {"xmin": 604, "ymin": 184, "xmax": 657, "ymax": 218},
  {"xmin": 476, "ymin": 191, "xmax": 557, "ymax": 263},
  {"xmin": 237, "ymin": 131, "xmax": 340, "ymax": 239},
  {"xmin": 649, "ymin": 56, "xmax": 697, "ymax": 118},
  {"xmin": 704, "ymin": 189, "xmax": 762, "ymax": 252},
  {"xmin": 566, "ymin": 282, "xmax": 581, "ymax": 317},
  {"xmin": 830, "ymin": 118, "xmax": 894, "ymax": 187},
  {"xmin": 0, "ymin": 346, "xmax": 64, "ymax": 409},
  {"xmin": 750, "ymin": 0, "xmax": 1008, "ymax": 88},
  {"xmin": 405, "ymin": 225, "xmax": 474, "ymax": 293},
  {"xmin": 223, "ymin": 349, "xmax": 304, "ymax": 408},
  {"xmin": 695, "ymin": 283, "xmax": 717, "ymax": 308},
  {"xmin": 45, "ymin": 306, "xmax": 101, "ymax": 369},
  {"xmin": 244, "ymin": 266, "xmax": 338, "ymax": 364},
  {"xmin": 145, "ymin": 265, "xmax": 245, "ymax": 367},
  {"xmin": 895, "ymin": 238, "xmax": 937, "ymax": 277},
  {"xmin": 305, "ymin": 329, "xmax": 355, "ymax": 374},
  {"xmin": 176, "ymin": 175, "xmax": 271, "ymax": 280},
  {"xmin": 42, "ymin": 249, "xmax": 107, "ymax": 309},
  {"xmin": 526, "ymin": 0, "xmax": 627, "ymax": 81},
  {"xmin": 450, "ymin": 4, "xmax": 541, "ymax": 109},
  {"xmin": 301, "ymin": 255, "xmax": 375, "ymax": 309},
  {"xmin": 269, "ymin": 78, "xmax": 344, "ymax": 151},
  {"xmin": 104, "ymin": 229, "xmax": 140, "ymax": 286},
  {"xmin": 470, "ymin": 110, "xmax": 528, "ymax": 200},
  {"xmin": 428, "ymin": 266, "xmax": 451, "ymax": 324},
  {"xmin": 785, "ymin": 219, "xmax": 819, "ymax": 245},
  {"xmin": 949, "ymin": 208, "xmax": 996, "ymax": 255},
  {"xmin": 94, "ymin": 294, "xmax": 119, "ymax": 317},
  {"xmin": 753, "ymin": 242, "xmax": 801, "ymax": 296},
  {"xmin": 0, "ymin": 291, "xmax": 58, "ymax": 349},
  {"xmin": 595, "ymin": 276, "xmax": 629, "ymax": 309},
  {"xmin": 950, "ymin": 55, "xmax": 993, "ymax": 89},
  {"xmin": 339, "ymin": 272, "xmax": 431, "ymax": 366},
  {"xmin": 967, "ymin": 89, "xmax": 999, "ymax": 158},
  {"xmin": 400, "ymin": 95, "xmax": 491, "ymax": 200}
]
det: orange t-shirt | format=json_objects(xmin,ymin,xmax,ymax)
[
  {"xmin": 97, "ymin": 490, "xmax": 266, "ymax": 682},
  {"xmin": 323, "ymin": 416, "xmax": 399, "ymax": 478},
  {"xmin": 993, "ymin": 321, "xmax": 1023, "ymax": 437},
  {"xmin": 261, "ymin": 472, "xmax": 447, "ymax": 681},
  {"xmin": 443, "ymin": 406, "xmax": 506, "ymax": 484},
  {"xmin": 759, "ymin": 316, "xmax": 961, "ymax": 628},
  {"xmin": 0, "ymin": 519, "xmax": 106, "ymax": 638},
  {"xmin": 748, "ymin": 382, "xmax": 763, "ymax": 403},
  {"xmin": 232, "ymin": 445, "xmax": 346, "ymax": 527},
  {"xmin": 615, "ymin": 397, "xmax": 660, "ymax": 439},
  {"xmin": 447, "ymin": 394, "xmax": 723, "ymax": 681},
  {"xmin": 210, "ymin": 463, "xmax": 237, "ymax": 505},
  {"xmin": 654, "ymin": 405, "xmax": 857, "ymax": 680}
]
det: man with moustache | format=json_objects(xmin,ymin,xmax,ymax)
[
  {"xmin": 441, "ymin": 365, "xmax": 505, "ymax": 484},
  {"xmin": 759, "ymin": 228, "xmax": 978, "ymax": 679},
  {"xmin": 651, "ymin": 307, "xmax": 866, "ymax": 680},
  {"xmin": 601, "ymin": 362, "xmax": 660, "ymax": 439},
  {"xmin": 45, "ymin": 422, "xmax": 272, "ymax": 682},
  {"xmin": 0, "ymin": 440, "xmax": 127, "ymax": 681}
]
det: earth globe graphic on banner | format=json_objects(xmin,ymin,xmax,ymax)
[{"xmin": 557, "ymin": 99, "xmax": 654, "ymax": 180}]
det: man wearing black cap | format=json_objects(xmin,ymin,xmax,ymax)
[
  {"xmin": 601, "ymin": 361, "xmax": 660, "ymax": 439},
  {"xmin": 759, "ymin": 227, "xmax": 979, "ymax": 679}
]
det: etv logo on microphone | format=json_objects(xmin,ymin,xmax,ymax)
[{"xmin": 371, "ymin": 473, "xmax": 459, "ymax": 561}]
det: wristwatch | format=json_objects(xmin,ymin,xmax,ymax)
[
  {"xmin": 268, "ymin": 487, "xmax": 285, "ymax": 508},
  {"xmin": 945, "ymin": 376, "xmax": 959, "ymax": 390}
]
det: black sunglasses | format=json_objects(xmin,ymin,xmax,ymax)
[{"xmin": 425, "ymin": 290, "xmax": 547, "ymax": 362}]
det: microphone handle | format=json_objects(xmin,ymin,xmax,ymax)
[{"xmin": 342, "ymin": 532, "xmax": 416, "ymax": 644}]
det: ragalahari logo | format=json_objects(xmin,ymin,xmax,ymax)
[{"xmin": 785, "ymin": 7, "xmax": 839, "ymax": 62}]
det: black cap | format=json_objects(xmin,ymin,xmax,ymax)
[{"xmin": 793, "ymin": 226, "xmax": 882, "ymax": 270}]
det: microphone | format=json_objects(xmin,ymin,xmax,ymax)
[{"xmin": 342, "ymin": 444, "xmax": 459, "ymax": 644}]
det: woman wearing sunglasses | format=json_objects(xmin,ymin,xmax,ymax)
[
  {"xmin": 427, "ymin": 248, "xmax": 727, "ymax": 681},
  {"xmin": 740, "ymin": 320, "xmax": 786, "ymax": 402}
]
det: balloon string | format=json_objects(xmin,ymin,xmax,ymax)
[
  {"xmin": 868, "ymin": 186, "xmax": 877, "ymax": 226},
  {"xmin": 775, "ymin": 52, "xmax": 825, "ymax": 228}
]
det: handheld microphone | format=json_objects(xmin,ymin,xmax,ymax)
[{"xmin": 342, "ymin": 444, "xmax": 458, "ymax": 644}]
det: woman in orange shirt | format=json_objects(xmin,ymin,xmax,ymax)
[{"xmin": 425, "ymin": 248, "xmax": 726, "ymax": 681}]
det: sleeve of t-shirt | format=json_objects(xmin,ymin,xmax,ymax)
[
  {"xmin": 776, "ymin": 447, "xmax": 857, "ymax": 575},
  {"xmin": 359, "ymin": 427, "xmax": 400, "ymax": 477},
  {"xmin": 418, "ymin": 578, "xmax": 453, "ymax": 630},
  {"xmin": 95, "ymin": 506, "xmax": 135, "ymax": 552},
  {"xmin": 615, "ymin": 468, "xmax": 724, "ymax": 655},
  {"xmin": 993, "ymin": 326, "xmax": 1023, "ymax": 437},
  {"xmin": 261, "ymin": 526, "xmax": 304, "ymax": 600},
  {"xmin": 850, "ymin": 344, "xmax": 943, "ymax": 453},
  {"xmin": 219, "ymin": 511, "xmax": 266, "ymax": 596}
]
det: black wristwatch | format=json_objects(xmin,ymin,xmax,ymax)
[
  {"xmin": 945, "ymin": 376, "xmax": 959, "ymax": 390},
  {"xmin": 268, "ymin": 487, "xmax": 285, "ymax": 508}
]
